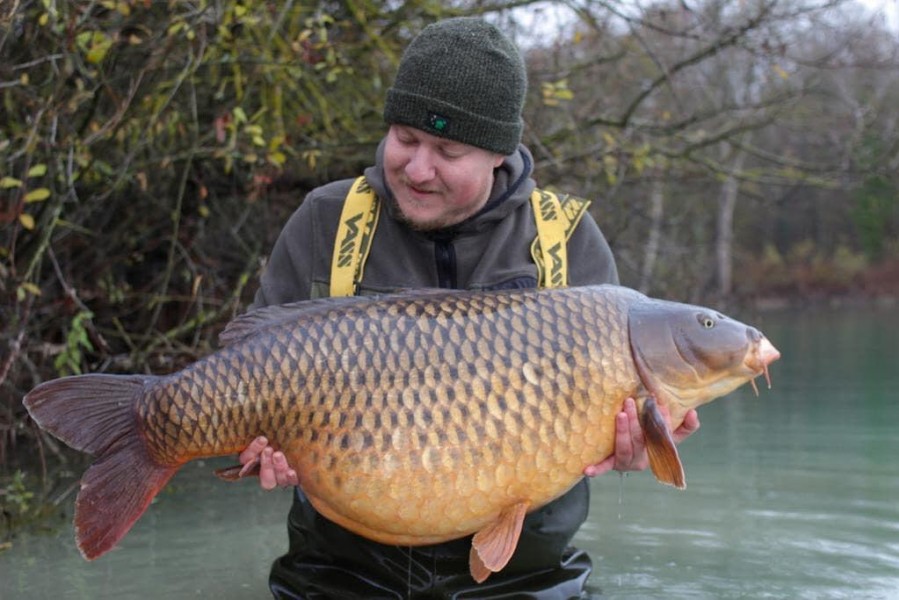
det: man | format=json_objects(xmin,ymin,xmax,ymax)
[{"xmin": 239, "ymin": 17, "xmax": 699, "ymax": 599}]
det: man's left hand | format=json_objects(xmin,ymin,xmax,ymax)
[{"xmin": 583, "ymin": 397, "xmax": 700, "ymax": 477}]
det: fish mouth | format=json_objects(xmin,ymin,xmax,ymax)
[{"xmin": 745, "ymin": 332, "xmax": 781, "ymax": 395}]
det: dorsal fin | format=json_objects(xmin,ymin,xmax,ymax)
[
  {"xmin": 220, "ymin": 288, "xmax": 463, "ymax": 348},
  {"xmin": 219, "ymin": 297, "xmax": 373, "ymax": 347}
]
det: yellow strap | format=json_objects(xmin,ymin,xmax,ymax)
[
  {"xmin": 529, "ymin": 188, "xmax": 591, "ymax": 288},
  {"xmin": 329, "ymin": 176, "xmax": 380, "ymax": 297},
  {"xmin": 331, "ymin": 179, "xmax": 589, "ymax": 294}
]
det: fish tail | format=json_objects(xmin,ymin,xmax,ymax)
[{"xmin": 23, "ymin": 374, "xmax": 178, "ymax": 560}]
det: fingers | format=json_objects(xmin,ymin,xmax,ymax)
[
  {"xmin": 239, "ymin": 436, "xmax": 268, "ymax": 464},
  {"xmin": 614, "ymin": 398, "xmax": 649, "ymax": 472},
  {"xmin": 258, "ymin": 447, "xmax": 298, "ymax": 490},
  {"xmin": 673, "ymin": 409, "xmax": 701, "ymax": 444},
  {"xmin": 584, "ymin": 456, "xmax": 615, "ymax": 477},
  {"xmin": 259, "ymin": 447, "xmax": 276, "ymax": 490},
  {"xmin": 239, "ymin": 436, "xmax": 298, "ymax": 490},
  {"xmin": 272, "ymin": 450, "xmax": 299, "ymax": 488}
]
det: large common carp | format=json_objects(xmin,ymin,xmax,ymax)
[{"xmin": 24, "ymin": 284, "xmax": 779, "ymax": 582}]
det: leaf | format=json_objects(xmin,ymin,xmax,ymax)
[
  {"xmin": 85, "ymin": 32, "xmax": 113, "ymax": 64},
  {"xmin": 268, "ymin": 151, "xmax": 287, "ymax": 167},
  {"xmin": 27, "ymin": 164, "xmax": 47, "ymax": 177},
  {"xmin": 19, "ymin": 282, "xmax": 42, "ymax": 297},
  {"xmin": 19, "ymin": 213, "xmax": 35, "ymax": 230},
  {"xmin": 1, "ymin": 176, "xmax": 23, "ymax": 188},
  {"xmin": 25, "ymin": 188, "xmax": 51, "ymax": 202}
]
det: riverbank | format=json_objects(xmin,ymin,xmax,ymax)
[{"xmin": 742, "ymin": 256, "xmax": 899, "ymax": 311}]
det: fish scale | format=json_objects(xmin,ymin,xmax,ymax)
[{"xmin": 23, "ymin": 284, "xmax": 780, "ymax": 582}]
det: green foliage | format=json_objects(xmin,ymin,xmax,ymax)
[
  {"xmin": 850, "ymin": 134, "xmax": 898, "ymax": 261},
  {"xmin": 0, "ymin": 1, "xmax": 422, "ymax": 383},
  {"xmin": 53, "ymin": 310, "xmax": 95, "ymax": 376},
  {"xmin": 853, "ymin": 175, "xmax": 897, "ymax": 261},
  {"xmin": 0, "ymin": 471, "xmax": 35, "ymax": 516}
]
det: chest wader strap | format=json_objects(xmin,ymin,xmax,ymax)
[
  {"xmin": 529, "ymin": 188, "xmax": 591, "ymax": 288},
  {"xmin": 330, "ymin": 178, "xmax": 591, "ymax": 295},
  {"xmin": 329, "ymin": 176, "xmax": 381, "ymax": 297}
]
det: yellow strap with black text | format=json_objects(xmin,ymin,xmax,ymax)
[
  {"xmin": 330, "ymin": 177, "xmax": 590, "ymax": 294},
  {"xmin": 329, "ymin": 176, "xmax": 381, "ymax": 297},
  {"xmin": 529, "ymin": 188, "xmax": 591, "ymax": 288}
]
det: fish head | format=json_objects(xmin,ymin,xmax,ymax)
[{"xmin": 628, "ymin": 299, "xmax": 780, "ymax": 420}]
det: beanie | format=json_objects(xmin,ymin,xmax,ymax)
[{"xmin": 383, "ymin": 17, "xmax": 527, "ymax": 156}]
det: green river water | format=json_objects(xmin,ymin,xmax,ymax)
[{"xmin": 1, "ymin": 306, "xmax": 897, "ymax": 599}]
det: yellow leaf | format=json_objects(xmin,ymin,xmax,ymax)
[
  {"xmin": 25, "ymin": 188, "xmax": 51, "ymax": 202},
  {"xmin": 28, "ymin": 164, "xmax": 47, "ymax": 177},
  {"xmin": 19, "ymin": 213, "xmax": 35, "ymax": 230},
  {"xmin": 19, "ymin": 282, "xmax": 42, "ymax": 297},
  {"xmin": 86, "ymin": 32, "xmax": 113, "ymax": 64},
  {"xmin": 39, "ymin": 12, "xmax": 49, "ymax": 26},
  {"xmin": 269, "ymin": 151, "xmax": 287, "ymax": 166},
  {"xmin": 0, "ymin": 176, "xmax": 23, "ymax": 188},
  {"xmin": 773, "ymin": 65, "xmax": 789, "ymax": 80}
]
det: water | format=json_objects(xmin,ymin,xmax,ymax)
[{"xmin": 2, "ymin": 307, "xmax": 898, "ymax": 599}]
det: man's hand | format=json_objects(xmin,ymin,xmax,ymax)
[
  {"xmin": 583, "ymin": 397, "xmax": 700, "ymax": 478},
  {"xmin": 239, "ymin": 436, "xmax": 298, "ymax": 490}
]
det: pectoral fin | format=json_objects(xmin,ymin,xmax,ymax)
[
  {"xmin": 469, "ymin": 501, "xmax": 529, "ymax": 583},
  {"xmin": 641, "ymin": 396, "xmax": 686, "ymax": 489},
  {"xmin": 213, "ymin": 459, "xmax": 260, "ymax": 481}
]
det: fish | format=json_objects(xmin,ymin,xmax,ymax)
[{"xmin": 23, "ymin": 284, "xmax": 780, "ymax": 583}]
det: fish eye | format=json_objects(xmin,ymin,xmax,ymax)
[{"xmin": 697, "ymin": 314, "xmax": 716, "ymax": 329}]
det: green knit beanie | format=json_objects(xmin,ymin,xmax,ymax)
[{"xmin": 383, "ymin": 17, "xmax": 527, "ymax": 156}]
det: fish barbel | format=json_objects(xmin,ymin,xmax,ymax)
[{"xmin": 23, "ymin": 284, "xmax": 780, "ymax": 582}]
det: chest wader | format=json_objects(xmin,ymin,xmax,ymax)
[{"xmin": 269, "ymin": 176, "xmax": 595, "ymax": 599}]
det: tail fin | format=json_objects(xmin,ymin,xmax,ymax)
[{"xmin": 24, "ymin": 374, "xmax": 179, "ymax": 559}]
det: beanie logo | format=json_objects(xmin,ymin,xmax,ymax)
[{"xmin": 428, "ymin": 112, "xmax": 449, "ymax": 132}]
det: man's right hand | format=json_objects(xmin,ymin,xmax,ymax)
[{"xmin": 240, "ymin": 436, "xmax": 299, "ymax": 490}]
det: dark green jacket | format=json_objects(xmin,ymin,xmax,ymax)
[{"xmin": 253, "ymin": 141, "xmax": 619, "ymax": 599}]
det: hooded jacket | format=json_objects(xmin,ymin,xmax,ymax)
[
  {"xmin": 253, "ymin": 142, "xmax": 618, "ymax": 304},
  {"xmin": 253, "ymin": 142, "xmax": 620, "ymax": 598}
]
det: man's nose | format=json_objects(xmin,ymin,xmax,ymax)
[{"xmin": 405, "ymin": 146, "xmax": 436, "ymax": 182}]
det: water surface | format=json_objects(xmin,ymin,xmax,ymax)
[{"xmin": 2, "ymin": 307, "xmax": 897, "ymax": 599}]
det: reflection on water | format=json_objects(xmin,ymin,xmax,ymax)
[{"xmin": 2, "ymin": 307, "xmax": 898, "ymax": 599}]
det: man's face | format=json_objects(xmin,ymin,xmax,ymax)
[{"xmin": 384, "ymin": 125, "xmax": 506, "ymax": 231}]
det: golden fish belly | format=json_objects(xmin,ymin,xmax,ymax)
[{"xmin": 140, "ymin": 285, "xmax": 644, "ymax": 545}]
